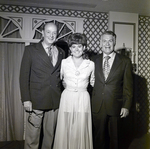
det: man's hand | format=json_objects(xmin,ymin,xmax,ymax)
[
  {"xmin": 120, "ymin": 108, "xmax": 129, "ymax": 118},
  {"xmin": 23, "ymin": 101, "xmax": 32, "ymax": 112}
]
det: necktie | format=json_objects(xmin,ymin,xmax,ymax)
[
  {"xmin": 48, "ymin": 46, "xmax": 53, "ymax": 63},
  {"xmin": 103, "ymin": 56, "xmax": 110, "ymax": 80}
]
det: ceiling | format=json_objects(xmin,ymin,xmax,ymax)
[{"xmin": 0, "ymin": 0, "xmax": 150, "ymax": 16}]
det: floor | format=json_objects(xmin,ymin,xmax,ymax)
[
  {"xmin": 0, "ymin": 141, "xmax": 24, "ymax": 149},
  {"xmin": 128, "ymin": 133, "xmax": 150, "ymax": 149},
  {"xmin": 0, "ymin": 133, "xmax": 150, "ymax": 149}
]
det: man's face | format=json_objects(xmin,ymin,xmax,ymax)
[
  {"xmin": 100, "ymin": 34, "xmax": 116, "ymax": 55},
  {"xmin": 42, "ymin": 23, "xmax": 57, "ymax": 46}
]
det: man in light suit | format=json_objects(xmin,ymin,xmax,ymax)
[
  {"xmin": 91, "ymin": 31, "xmax": 133, "ymax": 149},
  {"xmin": 19, "ymin": 22, "xmax": 65, "ymax": 149}
]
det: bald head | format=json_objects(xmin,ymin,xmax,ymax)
[
  {"xmin": 42, "ymin": 22, "xmax": 58, "ymax": 46},
  {"xmin": 43, "ymin": 22, "xmax": 57, "ymax": 32}
]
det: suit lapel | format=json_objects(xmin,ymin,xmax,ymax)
[
  {"xmin": 35, "ymin": 43, "xmax": 64, "ymax": 74},
  {"xmin": 96, "ymin": 54, "xmax": 105, "ymax": 82},
  {"xmin": 35, "ymin": 42, "xmax": 52, "ymax": 67},
  {"xmin": 51, "ymin": 47, "xmax": 64, "ymax": 74},
  {"xmin": 106, "ymin": 53, "xmax": 122, "ymax": 82}
]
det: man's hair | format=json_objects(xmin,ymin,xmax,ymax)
[
  {"xmin": 101, "ymin": 30, "xmax": 116, "ymax": 39},
  {"xmin": 41, "ymin": 22, "xmax": 58, "ymax": 42},
  {"xmin": 42, "ymin": 22, "xmax": 57, "ymax": 31}
]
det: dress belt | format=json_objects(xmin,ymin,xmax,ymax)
[{"xmin": 66, "ymin": 87, "xmax": 87, "ymax": 92}]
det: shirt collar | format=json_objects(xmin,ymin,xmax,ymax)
[
  {"xmin": 42, "ymin": 42, "xmax": 49, "ymax": 50},
  {"xmin": 103, "ymin": 52, "xmax": 116, "ymax": 59},
  {"xmin": 42, "ymin": 42, "xmax": 58, "ymax": 53}
]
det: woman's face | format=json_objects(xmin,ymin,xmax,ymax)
[{"xmin": 70, "ymin": 44, "xmax": 85, "ymax": 58}]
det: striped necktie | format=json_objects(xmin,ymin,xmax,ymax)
[
  {"xmin": 48, "ymin": 46, "xmax": 52, "ymax": 63},
  {"xmin": 103, "ymin": 56, "xmax": 110, "ymax": 80}
]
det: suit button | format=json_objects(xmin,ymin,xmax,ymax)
[{"xmin": 102, "ymin": 93, "xmax": 104, "ymax": 95}]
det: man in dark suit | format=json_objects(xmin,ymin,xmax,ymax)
[
  {"xmin": 91, "ymin": 31, "xmax": 133, "ymax": 149},
  {"xmin": 19, "ymin": 22, "xmax": 65, "ymax": 149}
]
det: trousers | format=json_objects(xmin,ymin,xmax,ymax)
[{"xmin": 24, "ymin": 109, "xmax": 58, "ymax": 149}]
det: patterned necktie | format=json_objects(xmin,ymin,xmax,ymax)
[
  {"xmin": 103, "ymin": 56, "xmax": 110, "ymax": 80},
  {"xmin": 48, "ymin": 46, "xmax": 52, "ymax": 63}
]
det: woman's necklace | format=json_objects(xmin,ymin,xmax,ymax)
[{"xmin": 75, "ymin": 70, "xmax": 80, "ymax": 76}]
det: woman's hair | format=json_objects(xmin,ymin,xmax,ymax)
[
  {"xmin": 67, "ymin": 33, "xmax": 87, "ymax": 47},
  {"xmin": 67, "ymin": 33, "xmax": 88, "ymax": 59}
]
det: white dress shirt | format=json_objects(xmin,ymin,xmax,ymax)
[{"xmin": 42, "ymin": 43, "xmax": 58, "ymax": 66}]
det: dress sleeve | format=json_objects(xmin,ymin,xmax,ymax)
[
  {"xmin": 90, "ymin": 61, "xmax": 95, "ymax": 87},
  {"xmin": 60, "ymin": 60, "xmax": 67, "ymax": 88},
  {"xmin": 60, "ymin": 60, "xmax": 64, "ymax": 80}
]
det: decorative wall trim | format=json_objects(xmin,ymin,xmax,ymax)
[
  {"xmin": 0, "ymin": 12, "xmax": 84, "ymax": 45},
  {"xmin": 139, "ymin": 16, "xmax": 150, "ymax": 22},
  {"xmin": 0, "ymin": 4, "xmax": 108, "ymax": 20},
  {"xmin": 0, "ymin": 4, "xmax": 109, "ymax": 52}
]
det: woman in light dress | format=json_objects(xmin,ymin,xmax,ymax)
[{"xmin": 53, "ymin": 33, "xmax": 95, "ymax": 149}]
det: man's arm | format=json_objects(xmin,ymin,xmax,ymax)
[
  {"xmin": 19, "ymin": 46, "xmax": 32, "ymax": 111},
  {"xmin": 121, "ymin": 58, "xmax": 133, "ymax": 118}
]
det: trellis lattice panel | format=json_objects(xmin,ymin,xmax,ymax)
[
  {"xmin": 83, "ymin": 18, "xmax": 108, "ymax": 53},
  {"xmin": 136, "ymin": 15, "xmax": 150, "ymax": 134}
]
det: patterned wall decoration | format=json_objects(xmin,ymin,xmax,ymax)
[
  {"xmin": 32, "ymin": 19, "xmax": 75, "ymax": 41},
  {"xmin": 0, "ymin": 4, "xmax": 108, "ymax": 53},
  {"xmin": 83, "ymin": 18, "xmax": 108, "ymax": 53},
  {"xmin": 0, "ymin": 16, "xmax": 22, "ymax": 38},
  {"xmin": 136, "ymin": 16, "xmax": 150, "ymax": 134},
  {"xmin": 0, "ymin": 4, "xmax": 150, "ymax": 135}
]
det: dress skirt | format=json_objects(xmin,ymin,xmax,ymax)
[{"xmin": 53, "ymin": 88, "xmax": 93, "ymax": 149}]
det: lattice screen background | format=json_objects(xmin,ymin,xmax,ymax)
[
  {"xmin": 137, "ymin": 16, "xmax": 150, "ymax": 134},
  {"xmin": 0, "ymin": 4, "xmax": 150, "ymax": 134}
]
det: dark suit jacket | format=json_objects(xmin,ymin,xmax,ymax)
[
  {"xmin": 19, "ymin": 42, "xmax": 65, "ymax": 110},
  {"xmin": 91, "ymin": 52, "xmax": 133, "ymax": 116}
]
